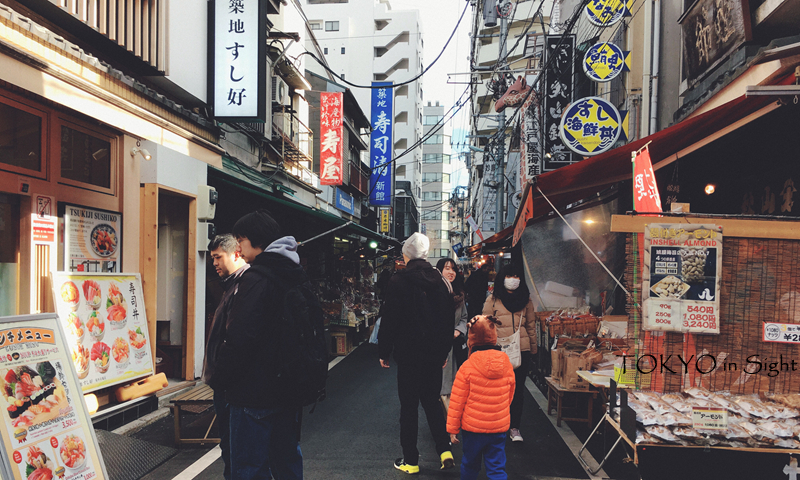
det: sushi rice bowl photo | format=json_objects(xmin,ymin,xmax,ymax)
[{"xmin": 60, "ymin": 434, "xmax": 87, "ymax": 471}]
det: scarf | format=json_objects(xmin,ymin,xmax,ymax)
[
  {"xmin": 493, "ymin": 285, "xmax": 530, "ymax": 314},
  {"xmin": 453, "ymin": 292, "xmax": 465, "ymax": 308}
]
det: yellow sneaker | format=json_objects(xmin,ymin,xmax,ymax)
[
  {"xmin": 394, "ymin": 458, "xmax": 420, "ymax": 474},
  {"xmin": 440, "ymin": 451, "xmax": 455, "ymax": 470}
]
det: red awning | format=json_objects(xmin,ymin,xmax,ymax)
[
  {"xmin": 511, "ymin": 92, "xmax": 786, "ymax": 243},
  {"xmin": 465, "ymin": 225, "xmax": 515, "ymax": 257}
]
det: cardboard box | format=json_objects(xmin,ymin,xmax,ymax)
[
  {"xmin": 551, "ymin": 349, "xmax": 562, "ymax": 380},
  {"xmin": 330, "ymin": 332, "xmax": 352, "ymax": 356}
]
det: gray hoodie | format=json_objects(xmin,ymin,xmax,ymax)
[{"xmin": 265, "ymin": 236, "xmax": 300, "ymax": 264}]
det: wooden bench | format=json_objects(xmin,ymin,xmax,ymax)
[
  {"xmin": 545, "ymin": 376, "xmax": 598, "ymax": 427},
  {"xmin": 170, "ymin": 384, "xmax": 220, "ymax": 445}
]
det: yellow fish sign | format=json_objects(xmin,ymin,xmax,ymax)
[
  {"xmin": 585, "ymin": 0, "xmax": 633, "ymax": 27},
  {"xmin": 583, "ymin": 42, "xmax": 630, "ymax": 82},
  {"xmin": 559, "ymin": 97, "xmax": 622, "ymax": 156}
]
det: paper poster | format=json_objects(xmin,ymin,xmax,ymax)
[
  {"xmin": 64, "ymin": 206, "xmax": 121, "ymax": 273},
  {"xmin": 642, "ymin": 224, "xmax": 722, "ymax": 334},
  {"xmin": 0, "ymin": 314, "xmax": 108, "ymax": 480},
  {"xmin": 51, "ymin": 273, "xmax": 153, "ymax": 393}
]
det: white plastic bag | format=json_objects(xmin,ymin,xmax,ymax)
[{"xmin": 369, "ymin": 317, "xmax": 381, "ymax": 344}]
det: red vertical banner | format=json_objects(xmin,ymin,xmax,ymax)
[
  {"xmin": 632, "ymin": 146, "xmax": 662, "ymax": 214},
  {"xmin": 320, "ymin": 92, "xmax": 344, "ymax": 185}
]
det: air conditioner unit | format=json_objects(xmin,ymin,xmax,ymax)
[{"xmin": 271, "ymin": 76, "xmax": 290, "ymax": 106}]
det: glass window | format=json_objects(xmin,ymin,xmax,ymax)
[
  {"xmin": 324, "ymin": 47, "xmax": 328, "ymax": 54},
  {"xmin": 0, "ymin": 102, "xmax": 43, "ymax": 173},
  {"xmin": 325, "ymin": 21, "xmax": 339, "ymax": 31},
  {"xmin": 423, "ymin": 134, "xmax": 443, "ymax": 145},
  {"xmin": 423, "ymin": 115, "xmax": 443, "ymax": 125},
  {"xmin": 420, "ymin": 210, "xmax": 450, "ymax": 221},
  {"xmin": 423, "ymin": 154, "xmax": 450, "ymax": 164},
  {"xmin": 341, "ymin": 47, "xmax": 346, "ymax": 54},
  {"xmin": 60, "ymin": 126, "xmax": 112, "ymax": 188},
  {"xmin": 396, "ymin": 165, "xmax": 406, "ymax": 176},
  {"xmin": 310, "ymin": 22, "xmax": 322, "ymax": 30},
  {"xmin": 0, "ymin": 194, "xmax": 19, "ymax": 316}
]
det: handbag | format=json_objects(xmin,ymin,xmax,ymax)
[{"xmin": 495, "ymin": 299, "xmax": 523, "ymax": 369}]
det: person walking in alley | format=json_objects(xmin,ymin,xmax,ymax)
[
  {"xmin": 446, "ymin": 315, "xmax": 515, "ymax": 480},
  {"xmin": 208, "ymin": 209, "xmax": 318, "ymax": 480},
  {"xmin": 379, "ymin": 232, "xmax": 456, "ymax": 474},
  {"xmin": 435, "ymin": 258, "xmax": 469, "ymax": 399},
  {"xmin": 464, "ymin": 263, "xmax": 491, "ymax": 320},
  {"xmin": 202, "ymin": 234, "xmax": 249, "ymax": 480},
  {"xmin": 482, "ymin": 265, "xmax": 537, "ymax": 443}
]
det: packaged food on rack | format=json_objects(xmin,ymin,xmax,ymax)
[
  {"xmin": 732, "ymin": 395, "xmax": 779, "ymax": 419},
  {"xmin": 661, "ymin": 412, "xmax": 692, "ymax": 427},
  {"xmin": 635, "ymin": 430, "xmax": 662, "ymax": 444},
  {"xmin": 683, "ymin": 396, "xmax": 722, "ymax": 410},
  {"xmin": 762, "ymin": 392, "xmax": 800, "ymax": 410},
  {"xmin": 645, "ymin": 425, "xmax": 681, "ymax": 443},
  {"xmin": 661, "ymin": 393, "xmax": 686, "ymax": 403},
  {"xmin": 645, "ymin": 397, "xmax": 679, "ymax": 416},
  {"xmin": 738, "ymin": 421, "xmax": 778, "ymax": 443},
  {"xmin": 672, "ymin": 426, "xmax": 701, "ymax": 440},
  {"xmin": 774, "ymin": 438, "xmax": 800, "ymax": 449},
  {"xmin": 705, "ymin": 392, "xmax": 751, "ymax": 418},
  {"xmin": 723, "ymin": 423, "xmax": 753, "ymax": 442},
  {"xmin": 684, "ymin": 386, "xmax": 715, "ymax": 402},
  {"xmin": 757, "ymin": 420, "xmax": 794, "ymax": 437}
]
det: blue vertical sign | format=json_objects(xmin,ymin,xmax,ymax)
[{"xmin": 369, "ymin": 82, "xmax": 393, "ymax": 206}]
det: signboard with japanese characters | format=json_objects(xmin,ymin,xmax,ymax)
[
  {"xmin": 0, "ymin": 313, "xmax": 109, "ymax": 480},
  {"xmin": 31, "ymin": 195, "xmax": 55, "ymax": 247},
  {"xmin": 642, "ymin": 224, "xmax": 722, "ymax": 334},
  {"xmin": 582, "ymin": 42, "xmax": 630, "ymax": 82},
  {"xmin": 519, "ymin": 89, "xmax": 541, "ymax": 183},
  {"xmin": 212, "ymin": 0, "xmax": 267, "ymax": 120},
  {"xmin": 679, "ymin": 0, "xmax": 751, "ymax": 90},
  {"xmin": 543, "ymin": 35, "xmax": 574, "ymax": 171},
  {"xmin": 320, "ymin": 92, "xmax": 344, "ymax": 186},
  {"xmin": 763, "ymin": 323, "xmax": 800, "ymax": 344},
  {"xmin": 369, "ymin": 82, "xmax": 394, "ymax": 206},
  {"xmin": 334, "ymin": 188, "xmax": 354, "ymax": 215},
  {"xmin": 584, "ymin": 0, "xmax": 632, "ymax": 27},
  {"xmin": 691, "ymin": 407, "xmax": 727, "ymax": 430},
  {"xmin": 50, "ymin": 273, "xmax": 154, "ymax": 393},
  {"xmin": 379, "ymin": 208, "xmax": 390, "ymax": 233},
  {"xmin": 558, "ymin": 96, "xmax": 622, "ymax": 156},
  {"xmin": 64, "ymin": 206, "xmax": 121, "ymax": 274}
]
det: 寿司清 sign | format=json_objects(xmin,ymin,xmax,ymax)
[
  {"xmin": 642, "ymin": 224, "xmax": 722, "ymax": 334},
  {"xmin": 64, "ymin": 205, "xmax": 121, "ymax": 273},
  {"xmin": 51, "ymin": 273, "xmax": 154, "ymax": 393},
  {"xmin": 0, "ymin": 314, "xmax": 109, "ymax": 480}
]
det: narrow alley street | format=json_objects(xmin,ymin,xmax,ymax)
[{"xmin": 119, "ymin": 343, "xmax": 636, "ymax": 480}]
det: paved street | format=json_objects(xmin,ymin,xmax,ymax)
[{"xmin": 118, "ymin": 343, "xmax": 645, "ymax": 480}]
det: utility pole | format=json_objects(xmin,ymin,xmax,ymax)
[{"xmin": 495, "ymin": 1, "xmax": 507, "ymax": 235}]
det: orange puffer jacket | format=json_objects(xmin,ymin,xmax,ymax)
[{"xmin": 446, "ymin": 348, "xmax": 516, "ymax": 434}]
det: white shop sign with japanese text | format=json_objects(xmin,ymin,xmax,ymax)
[
  {"xmin": 642, "ymin": 224, "xmax": 722, "ymax": 334},
  {"xmin": 213, "ymin": 0, "xmax": 266, "ymax": 120},
  {"xmin": 50, "ymin": 273, "xmax": 153, "ymax": 394},
  {"xmin": 0, "ymin": 314, "xmax": 109, "ymax": 480},
  {"xmin": 64, "ymin": 206, "xmax": 121, "ymax": 274}
]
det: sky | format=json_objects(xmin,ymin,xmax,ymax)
[{"xmin": 386, "ymin": 0, "xmax": 472, "ymax": 187}]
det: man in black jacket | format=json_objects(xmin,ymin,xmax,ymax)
[
  {"xmin": 464, "ymin": 263, "xmax": 491, "ymax": 320},
  {"xmin": 379, "ymin": 232, "xmax": 456, "ymax": 474},
  {"xmin": 208, "ymin": 210, "xmax": 308, "ymax": 480},
  {"xmin": 202, "ymin": 234, "xmax": 249, "ymax": 480}
]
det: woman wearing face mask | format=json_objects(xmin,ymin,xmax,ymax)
[
  {"xmin": 482, "ymin": 265, "xmax": 537, "ymax": 443},
  {"xmin": 436, "ymin": 258, "xmax": 469, "ymax": 398}
]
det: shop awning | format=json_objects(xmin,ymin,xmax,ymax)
[
  {"xmin": 511, "ymin": 92, "xmax": 787, "ymax": 244},
  {"xmin": 465, "ymin": 225, "xmax": 515, "ymax": 257},
  {"xmin": 209, "ymin": 160, "xmax": 400, "ymax": 247}
]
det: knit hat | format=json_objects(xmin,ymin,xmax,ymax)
[
  {"xmin": 402, "ymin": 232, "xmax": 430, "ymax": 260},
  {"xmin": 468, "ymin": 315, "xmax": 499, "ymax": 354}
]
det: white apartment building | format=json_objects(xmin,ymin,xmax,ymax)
[
  {"xmin": 468, "ymin": 0, "xmax": 553, "ymax": 244},
  {"xmin": 422, "ymin": 102, "xmax": 454, "ymax": 264},
  {"xmin": 303, "ymin": 0, "xmax": 424, "ymax": 239}
]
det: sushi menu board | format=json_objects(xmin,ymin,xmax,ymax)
[
  {"xmin": 50, "ymin": 273, "xmax": 154, "ymax": 394},
  {"xmin": 0, "ymin": 314, "xmax": 108, "ymax": 480},
  {"xmin": 64, "ymin": 206, "xmax": 121, "ymax": 273}
]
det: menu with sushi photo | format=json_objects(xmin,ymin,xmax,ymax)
[
  {"xmin": 50, "ymin": 273, "xmax": 154, "ymax": 394},
  {"xmin": 0, "ymin": 314, "xmax": 108, "ymax": 480},
  {"xmin": 64, "ymin": 206, "xmax": 121, "ymax": 274}
]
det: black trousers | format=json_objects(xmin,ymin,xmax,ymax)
[
  {"xmin": 510, "ymin": 359, "xmax": 528, "ymax": 429},
  {"xmin": 397, "ymin": 361, "xmax": 451, "ymax": 465}
]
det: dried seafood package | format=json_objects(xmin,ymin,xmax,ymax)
[
  {"xmin": 767, "ymin": 402, "xmax": 800, "ymax": 419},
  {"xmin": 645, "ymin": 425, "xmax": 680, "ymax": 443},
  {"xmin": 661, "ymin": 393, "xmax": 686, "ymax": 403},
  {"xmin": 634, "ymin": 408, "xmax": 661, "ymax": 426},
  {"xmin": 738, "ymin": 421, "xmax": 778, "ymax": 443},
  {"xmin": 732, "ymin": 396, "xmax": 778, "ymax": 419},
  {"xmin": 684, "ymin": 386, "xmax": 715, "ymax": 402},
  {"xmin": 643, "ymin": 396, "xmax": 678, "ymax": 416},
  {"xmin": 724, "ymin": 423, "xmax": 754, "ymax": 442},
  {"xmin": 635, "ymin": 430, "xmax": 662, "ymax": 445},
  {"xmin": 683, "ymin": 396, "xmax": 722, "ymax": 409},
  {"xmin": 707, "ymin": 393, "xmax": 751, "ymax": 418},
  {"xmin": 672, "ymin": 426, "xmax": 701, "ymax": 440}
]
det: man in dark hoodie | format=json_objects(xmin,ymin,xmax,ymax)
[
  {"xmin": 208, "ymin": 209, "xmax": 310, "ymax": 480},
  {"xmin": 202, "ymin": 234, "xmax": 249, "ymax": 480},
  {"xmin": 379, "ymin": 232, "xmax": 456, "ymax": 474}
]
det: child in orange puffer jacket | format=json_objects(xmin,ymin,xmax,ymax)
[{"xmin": 446, "ymin": 315, "xmax": 516, "ymax": 480}]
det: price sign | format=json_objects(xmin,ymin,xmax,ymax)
[
  {"xmin": 763, "ymin": 322, "xmax": 800, "ymax": 344},
  {"xmin": 692, "ymin": 407, "xmax": 727, "ymax": 430},
  {"xmin": 650, "ymin": 301, "xmax": 679, "ymax": 329}
]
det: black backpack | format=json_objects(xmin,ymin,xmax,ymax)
[{"xmin": 263, "ymin": 270, "xmax": 328, "ymax": 410}]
